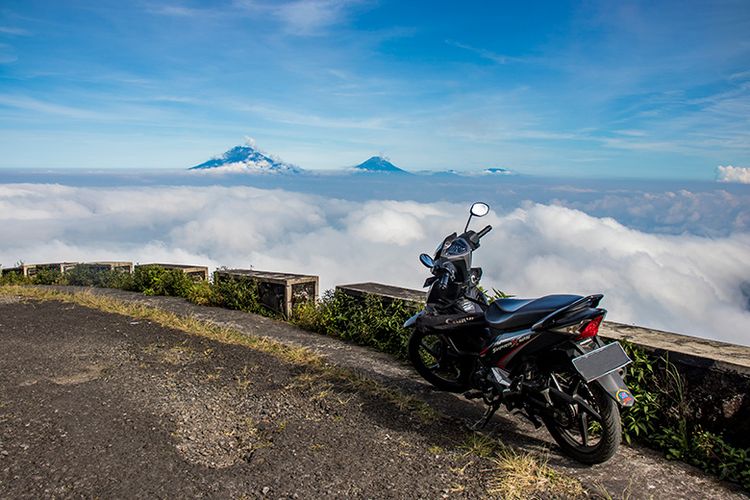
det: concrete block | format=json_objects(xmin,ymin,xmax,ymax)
[{"xmin": 215, "ymin": 269, "xmax": 319, "ymax": 318}]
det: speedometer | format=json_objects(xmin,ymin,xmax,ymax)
[{"xmin": 444, "ymin": 238, "xmax": 470, "ymax": 256}]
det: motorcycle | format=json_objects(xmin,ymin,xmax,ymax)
[{"xmin": 403, "ymin": 202, "xmax": 635, "ymax": 464}]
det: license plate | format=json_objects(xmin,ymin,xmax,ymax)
[{"xmin": 572, "ymin": 342, "xmax": 632, "ymax": 382}]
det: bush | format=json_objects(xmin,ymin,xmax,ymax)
[
  {"xmin": 65, "ymin": 265, "xmax": 133, "ymax": 288},
  {"xmin": 293, "ymin": 289, "xmax": 419, "ymax": 359},
  {"xmin": 127, "ymin": 265, "xmax": 194, "ymax": 297},
  {"xmin": 0, "ymin": 271, "xmax": 28, "ymax": 285},
  {"xmin": 620, "ymin": 341, "xmax": 750, "ymax": 490},
  {"xmin": 185, "ymin": 280, "xmax": 215, "ymax": 306},
  {"xmin": 30, "ymin": 268, "xmax": 65, "ymax": 285},
  {"xmin": 210, "ymin": 275, "xmax": 267, "ymax": 315}
]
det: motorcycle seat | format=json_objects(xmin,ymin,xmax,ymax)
[{"xmin": 485, "ymin": 294, "xmax": 583, "ymax": 331}]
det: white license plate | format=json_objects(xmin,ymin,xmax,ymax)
[{"xmin": 572, "ymin": 342, "xmax": 632, "ymax": 382}]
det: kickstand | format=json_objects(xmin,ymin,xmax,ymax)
[{"xmin": 471, "ymin": 403, "xmax": 500, "ymax": 431}]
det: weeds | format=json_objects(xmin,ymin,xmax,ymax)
[
  {"xmin": 489, "ymin": 444, "xmax": 585, "ymax": 499},
  {"xmin": 457, "ymin": 432, "xmax": 585, "ymax": 499},
  {"xmin": 619, "ymin": 341, "xmax": 750, "ymax": 489}
]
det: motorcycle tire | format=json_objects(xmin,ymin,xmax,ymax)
[
  {"xmin": 543, "ymin": 380, "xmax": 621, "ymax": 464},
  {"xmin": 408, "ymin": 329, "xmax": 472, "ymax": 393}
]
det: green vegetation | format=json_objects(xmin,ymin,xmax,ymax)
[
  {"xmin": 293, "ymin": 289, "xmax": 419, "ymax": 359},
  {"xmin": 620, "ymin": 342, "xmax": 750, "ymax": 489},
  {"xmin": 0, "ymin": 264, "xmax": 269, "ymax": 315}
]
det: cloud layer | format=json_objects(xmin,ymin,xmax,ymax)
[
  {"xmin": 1, "ymin": 183, "xmax": 749, "ymax": 346},
  {"xmin": 717, "ymin": 165, "xmax": 750, "ymax": 184}
]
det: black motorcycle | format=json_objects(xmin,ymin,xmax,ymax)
[{"xmin": 404, "ymin": 202, "xmax": 635, "ymax": 464}]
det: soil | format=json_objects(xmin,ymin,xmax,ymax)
[{"xmin": 0, "ymin": 288, "xmax": 747, "ymax": 499}]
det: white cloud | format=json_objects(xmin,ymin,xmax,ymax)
[
  {"xmin": 1, "ymin": 183, "xmax": 749, "ymax": 346},
  {"xmin": 273, "ymin": 0, "xmax": 356, "ymax": 35},
  {"xmin": 717, "ymin": 165, "xmax": 750, "ymax": 184}
]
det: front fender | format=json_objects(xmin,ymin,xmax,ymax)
[
  {"xmin": 403, "ymin": 310, "xmax": 425, "ymax": 329},
  {"xmin": 595, "ymin": 371, "xmax": 635, "ymax": 407}
]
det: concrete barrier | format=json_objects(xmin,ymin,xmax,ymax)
[
  {"xmin": 136, "ymin": 263, "xmax": 209, "ymax": 281},
  {"xmin": 215, "ymin": 269, "xmax": 319, "ymax": 318},
  {"xmin": 1, "ymin": 262, "xmax": 79, "ymax": 277},
  {"xmin": 79, "ymin": 261, "xmax": 134, "ymax": 273}
]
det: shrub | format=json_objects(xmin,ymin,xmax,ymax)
[
  {"xmin": 65, "ymin": 265, "xmax": 133, "ymax": 288},
  {"xmin": 293, "ymin": 289, "xmax": 419, "ymax": 359},
  {"xmin": 30, "ymin": 268, "xmax": 65, "ymax": 285},
  {"xmin": 620, "ymin": 341, "xmax": 750, "ymax": 489},
  {"xmin": 127, "ymin": 265, "xmax": 194, "ymax": 297},
  {"xmin": 0, "ymin": 271, "xmax": 28, "ymax": 285},
  {"xmin": 186, "ymin": 280, "xmax": 215, "ymax": 306},
  {"xmin": 210, "ymin": 275, "xmax": 267, "ymax": 315}
]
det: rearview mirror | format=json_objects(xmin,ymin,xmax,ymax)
[
  {"xmin": 470, "ymin": 202, "xmax": 490, "ymax": 217},
  {"xmin": 419, "ymin": 253, "xmax": 434, "ymax": 268}
]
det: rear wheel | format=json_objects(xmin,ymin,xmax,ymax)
[
  {"xmin": 408, "ymin": 329, "xmax": 471, "ymax": 392},
  {"xmin": 542, "ymin": 373, "xmax": 621, "ymax": 464}
]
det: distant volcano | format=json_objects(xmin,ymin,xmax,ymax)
[
  {"xmin": 353, "ymin": 156, "xmax": 408, "ymax": 174},
  {"xmin": 189, "ymin": 143, "xmax": 302, "ymax": 174}
]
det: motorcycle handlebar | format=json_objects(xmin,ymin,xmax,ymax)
[{"xmin": 477, "ymin": 225, "xmax": 492, "ymax": 239}]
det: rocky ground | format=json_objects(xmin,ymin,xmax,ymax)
[{"xmin": 0, "ymin": 288, "xmax": 746, "ymax": 499}]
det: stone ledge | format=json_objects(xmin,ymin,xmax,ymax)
[{"xmin": 599, "ymin": 322, "xmax": 750, "ymax": 376}]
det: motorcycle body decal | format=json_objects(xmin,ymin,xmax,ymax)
[{"xmin": 616, "ymin": 389, "xmax": 634, "ymax": 406}]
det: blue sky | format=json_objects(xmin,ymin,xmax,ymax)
[{"xmin": 1, "ymin": 0, "xmax": 749, "ymax": 178}]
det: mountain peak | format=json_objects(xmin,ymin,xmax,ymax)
[
  {"xmin": 189, "ymin": 142, "xmax": 302, "ymax": 174},
  {"xmin": 353, "ymin": 156, "xmax": 407, "ymax": 173}
]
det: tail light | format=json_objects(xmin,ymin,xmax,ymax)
[{"xmin": 575, "ymin": 315, "xmax": 603, "ymax": 340}]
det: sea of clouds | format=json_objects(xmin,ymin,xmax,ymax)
[{"xmin": 1, "ymin": 179, "xmax": 749, "ymax": 346}]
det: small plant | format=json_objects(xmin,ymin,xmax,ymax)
[{"xmin": 460, "ymin": 432, "xmax": 499, "ymax": 458}]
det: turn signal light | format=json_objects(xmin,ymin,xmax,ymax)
[{"xmin": 576, "ymin": 315, "xmax": 603, "ymax": 340}]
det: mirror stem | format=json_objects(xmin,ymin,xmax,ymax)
[{"xmin": 464, "ymin": 214, "xmax": 473, "ymax": 233}]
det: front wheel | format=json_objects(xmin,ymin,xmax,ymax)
[
  {"xmin": 408, "ymin": 329, "xmax": 471, "ymax": 392},
  {"xmin": 542, "ymin": 374, "xmax": 621, "ymax": 464}
]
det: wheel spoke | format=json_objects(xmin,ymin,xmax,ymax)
[{"xmin": 579, "ymin": 412, "xmax": 589, "ymax": 447}]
